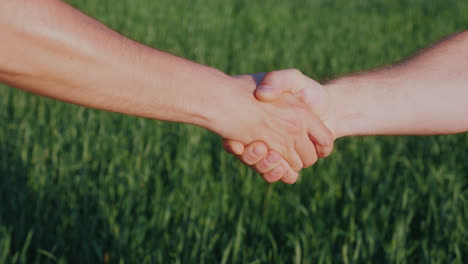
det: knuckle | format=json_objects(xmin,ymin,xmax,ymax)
[
  {"xmin": 289, "ymin": 148, "xmax": 304, "ymax": 171},
  {"xmin": 302, "ymin": 155, "xmax": 318, "ymax": 168},
  {"xmin": 241, "ymin": 152, "xmax": 257, "ymax": 165},
  {"xmin": 249, "ymin": 142, "xmax": 267, "ymax": 157},
  {"xmin": 290, "ymin": 159, "xmax": 303, "ymax": 171},
  {"xmin": 267, "ymin": 141, "xmax": 287, "ymax": 160},
  {"xmin": 254, "ymin": 160, "xmax": 272, "ymax": 173},
  {"xmin": 281, "ymin": 172, "xmax": 297, "ymax": 184},
  {"xmin": 242, "ymin": 142, "xmax": 267, "ymax": 165},
  {"xmin": 318, "ymin": 140, "xmax": 334, "ymax": 158},
  {"xmin": 263, "ymin": 166, "xmax": 285, "ymax": 182},
  {"xmin": 320, "ymin": 130, "xmax": 335, "ymax": 147},
  {"xmin": 255, "ymin": 152, "xmax": 281, "ymax": 173},
  {"xmin": 286, "ymin": 147, "xmax": 303, "ymax": 171},
  {"xmin": 266, "ymin": 152, "xmax": 281, "ymax": 164},
  {"xmin": 254, "ymin": 162, "xmax": 266, "ymax": 173}
]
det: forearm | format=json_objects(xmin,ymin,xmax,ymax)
[
  {"xmin": 0, "ymin": 0, "xmax": 240, "ymax": 130},
  {"xmin": 325, "ymin": 31, "xmax": 468, "ymax": 138}
]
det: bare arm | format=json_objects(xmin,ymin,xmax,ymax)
[
  {"xmin": 0, "ymin": 0, "xmax": 230, "ymax": 127},
  {"xmin": 327, "ymin": 31, "xmax": 468, "ymax": 137},
  {"xmin": 0, "ymin": 0, "xmax": 334, "ymax": 178},
  {"xmin": 224, "ymin": 31, "xmax": 468, "ymax": 181}
]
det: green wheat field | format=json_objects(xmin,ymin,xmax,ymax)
[{"xmin": 1, "ymin": 0, "xmax": 468, "ymax": 263}]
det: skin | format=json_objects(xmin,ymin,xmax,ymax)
[
  {"xmin": 0, "ymin": 0, "xmax": 334, "ymax": 181},
  {"xmin": 226, "ymin": 30, "xmax": 468, "ymax": 182}
]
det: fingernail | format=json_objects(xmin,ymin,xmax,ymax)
[{"xmin": 253, "ymin": 145, "xmax": 265, "ymax": 156}]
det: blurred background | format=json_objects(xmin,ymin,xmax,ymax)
[{"xmin": 1, "ymin": 0, "xmax": 467, "ymax": 263}]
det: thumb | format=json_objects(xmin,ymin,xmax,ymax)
[
  {"xmin": 254, "ymin": 71, "xmax": 289, "ymax": 102},
  {"xmin": 254, "ymin": 69, "xmax": 307, "ymax": 102},
  {"xmin": 255, "ymin": 84, "xmax": 284, "ymax": 101}
]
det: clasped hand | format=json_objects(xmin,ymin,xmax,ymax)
[{"xmin": 222, "ymin": 69, "xmax": 336, "ymax": 184}]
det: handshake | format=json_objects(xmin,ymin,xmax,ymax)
[
  {"xmin": 2, "ymin": 0, "xmax": 466, "ymax": 186},
  {"xmin": 201, "ymin": 32, "xmax": 468, "ymax": 184},
  {"xmin": 216, "ymin": 69, "xmax": 338, "ymax": 184}
]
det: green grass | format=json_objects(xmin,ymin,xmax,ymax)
[{"xmin": 1, "ymin": 0, "xmax": 468, "ymax": 263}]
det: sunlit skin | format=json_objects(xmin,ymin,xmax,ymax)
[
  {"xmin": 5, "ymin": 2, "xmax": 466, "ymax": 185},
  {"xmin": 226, "ymin": 31, "xmax": 468, "ymax": 183},
  {"xmin": 0, "ymin": 0, "xmax": 333, "ymax": 182}
]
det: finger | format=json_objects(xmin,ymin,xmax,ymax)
[
  {"xmin": 281, "ymin": 166, "xmax": 300, "ymax": 184},
  {"xmin": 260, "ymin": 155, "xmax": 296, "ymax": 183},
  {"xmin": 255, "ymin": 150, "xmax": 284, "ymax": 175},
  {"xmin": 295, "ymin": 134, "xmax": 318, "ymax": 169},
  {"xmin": 279, "ymin": 159, "xmax": 299, "ymax": 181},
  {"xmin": 255, "ymin": 69, "xmax": 307, "ymax": 102},
  {"xmin": 240, "ymin": 141, "xmax": 269, "ymax": 165},
  {"xmin": 284, "ymin": 146, "xmax": 304, "ymax": 172},
  {"xmin": 222, "ymin": 139, "xmax": 245, "ymax": 155},
  {"xmin": 254, "ymin": 150, "xmax": 283, "ymax": 173},
  {"xmin": 306, "ymin": 114, "xmax": 335, "ymax": 158},
  {"xmin": 261, "ymin": 162, "xmax": 287, "ymax": 183}
]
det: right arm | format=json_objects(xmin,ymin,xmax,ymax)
[
  {"xmin": 326, "ymin": 31, "xmax": 468, "ymax": 138},
  {"xmin": 251, "ymin": 30, "xmax": 468, "ymax": 138},
  {"xmin": 225, "ymin": 31, "xmax": 468, "ymax": 181}
]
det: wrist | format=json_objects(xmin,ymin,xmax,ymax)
[
  {"xmin": 197, "ymin": 73, "xmax": 257, "ymax": 139},
  {"xmin": 323, "ymin": 77, "xmax": 363, "ymax": 139}
]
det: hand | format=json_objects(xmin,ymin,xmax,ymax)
[
  {"xmin": 210, "ymin": 74, "xmax": 334, "ymax": 182},
  {"xmin": 223, "ymin": 69, "xmax": 336, "ymax": 183}
]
